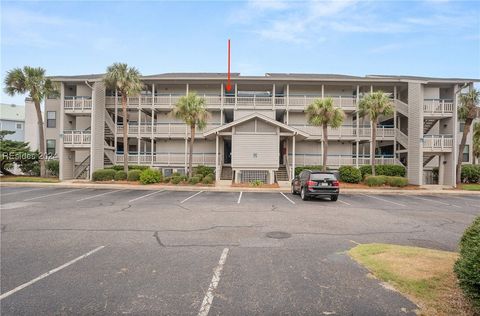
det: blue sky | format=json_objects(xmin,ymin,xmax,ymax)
[{"xmin": 1, "ymin": 0, "xmax": 479, "ymax": 104}]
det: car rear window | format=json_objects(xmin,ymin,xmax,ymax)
[{"xmin": 310, "ymin": 173, "xmax": 336, "ymax": 180}]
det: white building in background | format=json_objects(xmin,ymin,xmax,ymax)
[
  {"xmin": 39, "ymin": 73, "xmax": 478, "ymax": 186},
  {"xmin": 0, "ymin": 103, "xmax": 25, "ymax": 142}
]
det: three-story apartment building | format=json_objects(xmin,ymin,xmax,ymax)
[{"xmin": 42, "ymin": 73, "xmax": 477, "ymax": 186}]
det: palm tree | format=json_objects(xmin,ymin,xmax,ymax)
[
  {"xmin": 104, "ymin": 63, "xmax": 143, "ymax": 173},
  {"xmin": 4, "ymin": 66, "xmax": 59, "ymax": 177},
  {"xmin": 472, "ymin": 122, "xmax": 480, "ymax": 164},
  {"xmin": 172, "ymin": 92, "xmax": 208, "ymax": 177},
  {"xmin": 358, "ymin": 91, "xmax": 394, "ymax": 176},
  {"xmin": 306, "ymin": 97, "xmax": 344, "ymax": 171},
  {"xmin": 457, "ymin": 89, "xmax": 479, "ymax": 182}
]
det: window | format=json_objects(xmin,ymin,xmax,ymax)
[
  {"xmin": 47, "ymin": 111, "xmax": 56, "ymax": 128},
  {"xmin": 459, "ymin": 121, "xmax": 465, "ymax": 132},
  {"xmin": 46, "ymin": 140, "xmax": 56, "ymax": 155},
  {"xmin": 463, "ymin": 145, "xmax": 470, "ymax": 162},
  {"xmin": 16, "ymin": 123, "xmax": 23, "ymax": 130}
]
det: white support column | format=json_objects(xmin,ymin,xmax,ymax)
[
  {"xmin": 137, "ymin": 137, "xmax": 140, "ymax": 164},
  {"xmin": 286, "ymin": 84, "xmax": 290, "ymax": 124},
  {"xmin": 186, "ymin": 83, "xmax": 189, "ymax": 95},
  {"xmin": 272, "ymin": 83, "xmax": 276, "ymax": 109},
  {"xmin": 215, "ymin": 133, "xmax": 220, "ymax": 181},
  {"xmin": 151, "ymin": 84, "xmax": 155, "ymax": 166},
  {"xmin": 321, "ymin": 139, "xmax": 324, "ymax": 166},
  {"xmin": 234, "ymin": 83, "xmax": 238, "ymax": 109},
  {"xmin": 220, "ymin": 83, "xmax": 224, "ymax": 124},
  {"xmin": 321, "ymin": 84, "xmax": 324, "ymax": 98},
  {"xmin": 355, "ymin": 141, "xmax": 359, "ymax": 168},
  {"xmin": 184, "ymin": 127, "xmax": 188, "ymax": 174},
  {"xmin": 370, "ymin": 85, "xmax": 373, "ymax": 93},
  {"xmin": 292, "ymin": 134, "xmax": 296, "ymax": 178},
  {"xmin": 114, "ymin": 89, "xmax": 118, "ymax": 164}
]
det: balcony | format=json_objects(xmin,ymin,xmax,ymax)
[
  {"xmin": 423, "ymin": 135, "xmax": 453, "ymax": 152},
  {"xmin": 63, "ymin": 130, "xmax": 91, "ymax": 147},
  {"xmin": 64, "ymin": 96, "xmax": 92, "ymax": 114},
  {"xmin": 105, "ymin": 95, "xmax": 357, "ymax": 111},
  {"xmin": 116, "ymin": 123, "xmax": 221, "ymax": 137},
  {"xmin": 115, "ymin": 152, "xmax": 217, "ymax": 166},
  {"xmin": 290, "ymin": 124, "xmax": 395, "ymax": 139},
  {"xmin": 423, "ymin": 99, "xmax": 454, "ymax": 117},
  {"xmin": 290, "ymin": 154, "xmax": 398, "ymax": 167}
]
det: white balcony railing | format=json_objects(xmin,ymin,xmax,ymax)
[
  {"xmin": 290, "ymin": 154, "xmax": 397, "ymax": 167},
  {"xmin": 290, "ymin": 125, "xmax": 394, "ymax": 138},
  {"xmin": 64, "ymin": 97, "xmax": 92, "ymax": 112},
  {"xmin": 115, "ymin": 152, "xmax": 216, "ymax": 166},
  {"xmin": 423, "ymin": 135, "xmax": 453, "ymax": 151},
  {"xmin": 423, "ymin": 99, "xmax": 454, "ymax": 115},
  {"xmin": 116, "ymin": 123, "xmax": 220, "ymax": 136},
  {"xmin": 63, "ymin": 130, "xmax": 91, "ymax": 146}
]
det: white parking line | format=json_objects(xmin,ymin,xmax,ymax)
[
  {"xmin": 180, "ymin": 191, "xmax": 203, "ymax": 204},
  {"xmin": 128, "ymin": 190, "xmax": 165, "ymax": 203},
  {"xmin": 337, "ymin": 199, "xmax": 351, "ymax": 206},
  {"xmin": 77, "ymin": 189, "xmax": 126, "ymax": 202},
  {"xmin": 409, "ymin": 195, "xmax": 461, "ymax": 208},
  {"xmin": 0, "ymin": 245, "xmax": 105, "ymax": 300},
  {"xmin": 361, "ymin": 194, "xmax": 406, "ymax": 207},
  {"xmin": 23, "ymin": 188, "xmax": 87, "ymax": 201},
  {"xmin": 198, "ymin": 247, "xmax": 229, "ymax": 316},
  {"xmin": 280, "ymin": 192, "xmax": 296, "ymax": 204},
  {"xmin": 237, "ymin": 192, "xmax": 243, "ymax": 204},
  {"xmin": 1, "ymin": 188, "xmax": 47, "ymax": 196}
]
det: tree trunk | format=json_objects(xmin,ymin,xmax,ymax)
[
  {"xmin": 1, "ymin": 161, "xmax": 14, "ymax": 176},
  {"xmin": 456, "ymin": 118, "xmax": 473, "ymax": 184},
  {"xmin": 34, "ymin": 101, "xmax": 46, "ymax": 177},
  {"xmin": 122, "ymin": 95, "xmax": 128, "ymax": 173},
  {"xmin": 322, "ymin": 124, "xmax": 328, "ymax": 171},
  {"xmin": 189, "ymin": 125, "xmax": 195, "ymax": 177},
  {"xmin": 371, "ymin": 121, "xmax": 377, "ymax": 176}
]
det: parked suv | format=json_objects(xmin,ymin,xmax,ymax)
[{"xmin": 291, "ymin": 170, "xmax": 340, "ymax": 201}]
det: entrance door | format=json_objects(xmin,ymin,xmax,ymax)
[
  {"xmin": 279, "ymin": 140, "xmax": 285, "ymax": 165},
  {"xmin": 224, "ymin": 139, "xmax": 232, "ymax": 164}
]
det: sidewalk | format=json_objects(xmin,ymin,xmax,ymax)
[{"xmin": 1, "ymin": 180, "xmax": 479, "ymax": 195}]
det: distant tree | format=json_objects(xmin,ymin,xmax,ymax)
[
  {"xmin": 104, "ymin": 63, "xmax": 143, "ymax": 172},
  {"xmin": 471, "ymin": 122, "xmax": 480, "ymax": 165},
  {"xmin": 358, "ymin": 91, "xmax": 394, "ymax": 176},
  {"xmin": 0, "ymin": 130, "xmax": 37, "ymax": 175},
  {"xmin": 172, "ymin": 92, "xmax": 209, "ymax": 177},
  {"xmin": 4, "ymin": 67, "xmax": 59, "ymax": 177},
  {"xmin": 306, "ymin": 98, "xmax": 345, "ymax": 171},
  {"xmin": 457, "ymin": 89, "xmax": 480, "ymax": 182}
]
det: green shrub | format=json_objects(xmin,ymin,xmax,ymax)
[
  {"xmin": 359, "ymin": 164, "xmax": 406, "ymax": 178},
  {"xmin": 364, "ymin": 175, "xmax": 387, "ymax": 187},
  {"xmin": 454, "ymin": 216, "xmax": 480, "ymax": 311},
  {"xmin": 295, "ymin": 165, "xmax": 324, "ymax": 176},
  {"xmin": 19, "ymin": 159, "xmax": 40, "ymax": 176},
  {"xmin": 92, "ymin": 169, "xmax": 116, "ymax": 181},
  {"xmin": 163, "ymin": 176, "xmax": 171, "ymax": 183},
  {"xmin": 194, "ymin": 165, "xmax": 214, "ymax": 177},
  {"xmin": 338, "ymin": 166, "xmax": 362, "ymax": 183},
  {"xmin": 107, "ymin": 165, "xmax": 149, "ymax": 171},
  {"xmin": 172, "ymin": 172, "xmax": 181, "ymax": 177},
  {"xmin": 180, "ymin": 175, "xmax": 188, "ymax": 182},
  {"xmin": 461, "ymin": 165, "xmax": 480, "ymax": 183},
  {"xmin": 189, "ymin": 176, "xmax": 200, "ymax": 185},
  {"xmin": 114, "ymin": 170, "xmax": 127, "ymax": 181},
  {"xmin": 386, "ymin": 176, "xmax": 408, "ymax": 187},
  {"xmin": 127, "ymin": 170, "xmax": 141, "ymax": 181},
  {"xmin": 194, "ymin": 173, "xmax": 204, "ymax": 181},
  {"xmin": 46, "ymin": 160, "xmax": 59, "ymax": 177},
  {"xmin": 202, "ymin": 175, "xmax": 214, "ymax": 185},
  {"xmin": 171, "ymin": 176, "xmax": 182, "ymax": 184},
  {"xmin": 250, "ymin": 180, "xmax": 263, "ymax": 187},
  {"xmin": 139, "ymin": 168, "xmax": 162, "ymax": 184}
]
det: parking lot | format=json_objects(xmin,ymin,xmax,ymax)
[{"xmin": 1, "ymin": 186, "xmax": 479, "ymax": 315}]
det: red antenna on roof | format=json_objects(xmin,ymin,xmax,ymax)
[{"xmin": 226, "ymin": 39, "xmax": 232, "ymax": 92}]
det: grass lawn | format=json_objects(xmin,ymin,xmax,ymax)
[
  {"xmin": 459, "ymin": 184, "xmax": 480, "ymax": 191},
  {"xmin": 0, "ymin": 176, "xmax": 59, "ymax": 183},
  {"xmin": 349, "ymin": 243, "xmax": 475, "ymax": 316}
]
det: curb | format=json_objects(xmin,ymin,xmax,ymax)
[{"xmin": 1, "ymin": 181, "xmax": 479, "ymax": 195}]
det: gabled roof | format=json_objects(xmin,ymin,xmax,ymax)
[{"xmin": 203, "ymin": 112, "xmax": 309, "ymax": 138}]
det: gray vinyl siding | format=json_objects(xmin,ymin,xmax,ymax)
[
  {"xmin": 90, "ymin": 82, "xmax": 106, "ymax": 176},
  {"xmin": 232, "ymin": 134, "xmax": 279, "ymax": 169},
  {"xmin": 407, "ymin": 82, "xmax": 423, "ymax": 185}
]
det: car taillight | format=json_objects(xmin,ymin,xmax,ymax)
[
  {"xmin": 332, "ymin": 180, "xmax": 339, "ymax": 187},
  {"xmin": 307, "ymin": 180, "xmax": 316, "ymax": 187}
]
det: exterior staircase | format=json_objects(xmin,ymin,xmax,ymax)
[
  {"xmin": 220, "ymin": 166, "xmax": 232, "ymax": 180},
  {"xmin": 423, "ymin": 154, "xmax": 436, "ymax": 167},
  {"xmin": 74, "ymin": 156, "xmax": 90, "ymax": 179},
  {"xmin": 423, "ymin": 119, "xmax": 438, "ymax": 134},
  {"xmin": 276, "ymin": 166, "xmax": 289, "ymax": 182}
]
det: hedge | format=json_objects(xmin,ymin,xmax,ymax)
[
  {"xmin": 461, "ymin": 165, "xmax": 480, "ymax": 183},
  {"xmin": 114, "ymin": 170, "xmax": 127, "ymax": 181},
  {"xmin": 338, "ymin": 166, "xmax": 362, "ymax": 183},
  {"xmin": 386, "ymin": 176, "xmax": 408, "ymax": 187},
  {"xmin": 202, "ymin": 175, "xmax": 214, "ymax": 184},
  {"xmin": 194, "ymin": 165, "xmax": 214, "ymax": 177},
  {"xmin": 107, "ymin": 165, "xmax": 149, "ymax": 171},
  {"xmin": 46, "ymin": 160, "xmax": 59, "ymax": 177},
  {"xmin": 364, "ymin": 175, "xmax": 387, "ymax": 187},
  {"xmin": 127, "ymin": 170, "xmax": 141, "ymax": 181},
  {"xmin": 454, "ymin": 216, "xmax": 480, "ymax": 311},
  {"xmin": 295, "ymin": 165, "xmax": 324, "ymax": 176},
  {"xmin": 139, "ymin": 168, "xmax": 162, "ymax": 184},
  {"xmin": 359, "ymin": 164, "xmax": 406, "ymax": 178},
  {"xmin": 171, "ymin": 176, "xmax": 182, "ymax": 184},
  {"xmin": 92, "ymin": 169, "xmax": 116, "ymax": 181},
  {"xmin": 188, "ymin": 176, "xmax": 200, "ymax": 185}
]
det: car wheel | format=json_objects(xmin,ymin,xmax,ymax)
[
  {"xmin": 331, "ymin": 195, "xmax": 338, "ymax": 201},
  {"xmin": 301, "ymin": 187, "xmax": 309, "ymax": 201}
]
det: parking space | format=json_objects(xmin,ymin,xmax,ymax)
[{"xmin": 1, "ymin": 185, "xmax": 478, "ymax": 315}]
